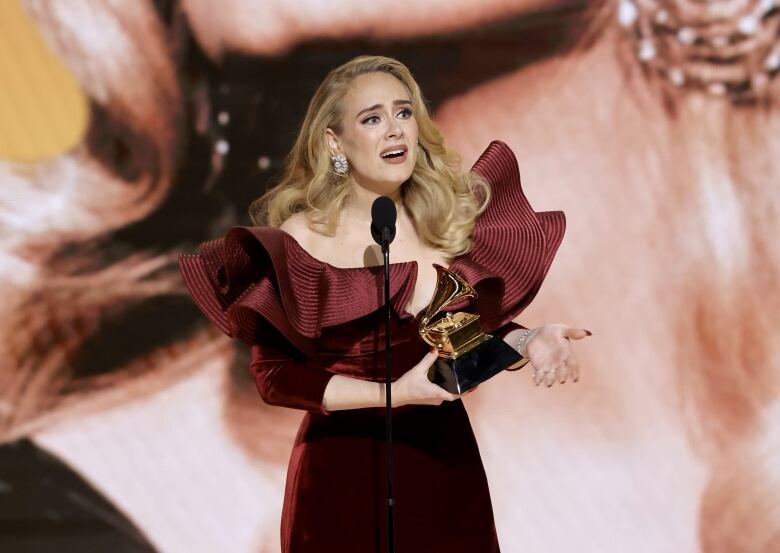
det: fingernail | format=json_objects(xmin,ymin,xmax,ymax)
[{"xmin": 584, "ymin": 329, "xmax": 592, "ymax": 336}]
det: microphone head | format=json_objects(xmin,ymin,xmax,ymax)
[{"xmin": 370, "ymin": 196, "xmax": 397, "ymax": 246}]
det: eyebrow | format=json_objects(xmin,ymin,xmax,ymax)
[{"xmin": 355, "ymin": 100, "xmax": 412, "ymax": 120}]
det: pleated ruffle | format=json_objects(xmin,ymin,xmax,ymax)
[{"xmin": 178, "ymin": 140, "xmax": 565, "ymax": 347}]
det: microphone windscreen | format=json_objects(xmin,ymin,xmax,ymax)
[
  {"xmin": 371, "ymin": 196, "xmax": 397, "ymax": 228},
  {"xmin": 370, "ymin": 196, "xmax": 397, "ymax": 246}
]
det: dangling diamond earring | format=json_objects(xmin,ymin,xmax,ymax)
[{"xmin": 331, "ymin": 153, "xmax": 348, "ymax": 175}]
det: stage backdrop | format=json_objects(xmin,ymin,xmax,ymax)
[{"xmin": 2, "ymin": 0, "xmax": 778, "ymax": 552}]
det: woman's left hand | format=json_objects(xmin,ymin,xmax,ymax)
[{"xmin": 525, "ymin": 324, "xmax": 591, "ymax": 387}]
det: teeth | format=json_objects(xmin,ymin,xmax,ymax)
[{"xmin": 381, "ymin": 149, "xmax": 404, "ymax": 158}]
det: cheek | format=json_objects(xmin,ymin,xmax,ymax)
[
  {"xmin": 347, "ymin": 129, "xmax": 381, "ymax": 166},
  {"xmin": 405, "ymin": 119, "xmax": 419, "ymax": 139},
  {"xmin": 407, "ymin": 121, "xmax": 420, "ymax": 156},
  {"xmin": 347, "ymin": 126, "xmax": 373, "ymax": 147},
  {"xmin": 340, "ymin": 131, "xmax": 363, "ymax": 157}
]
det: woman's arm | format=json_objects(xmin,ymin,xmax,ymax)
[
  {"xmin": 321, "ymin": 375, "xmax": 387, "ymax": 411},
  {"xmin": 251, "ymin": 343, "xmax": 458, "ymax": 414},
  {"xmin": 249, "ymin": 343, "xmax": 334, "ymax": 414},
  {"xmin": 325, "ymin": 323, "xmax": 542, "ymax": 408},
  {"xmin": 323, "ymin": 349, "xmax": 459, "ymax": 411}
]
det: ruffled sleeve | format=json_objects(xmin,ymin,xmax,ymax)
[
  {"xmin": 445, "ymin": 140, "xmax": 566, "ymax": 332},
  {"xmin": 177, "ymin": 226, "xmax": 417, "ymax": 350}
]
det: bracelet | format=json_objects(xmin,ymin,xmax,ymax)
[
  {"xmin": 505, "ymin": 328, "xmax": 535, "ymax": 371},
  {"xmin": 515, "ymin": 328, "xmax": 537, "ymax": 357}
]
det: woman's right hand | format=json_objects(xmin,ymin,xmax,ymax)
[{"xmin": 391, "ymin": 349, "xmax": 463, "ymax": 407}]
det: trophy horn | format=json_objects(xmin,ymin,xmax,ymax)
[
  {"xmin": 415, "ymin": 265, "xmax": 524, "ymax": 394},
  {"xmin": 419, "ymin": 264, "xmax": 478, "ymax": 339}
]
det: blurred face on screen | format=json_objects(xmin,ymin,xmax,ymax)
[{"xmin": 326, "ymin": 71, "xmax": 419, "ymax": 196}]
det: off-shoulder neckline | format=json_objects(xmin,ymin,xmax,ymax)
[
  {"xmin": 265, "ymin": 226, "xmax": 470, "ymax": 320},
  {"xmin": 268, "ymin": 225, "xmax": 466, "ymax": 274},
  {"xmin": 180, "ymin": 141, "xmax": 567, "ymax": 343}
]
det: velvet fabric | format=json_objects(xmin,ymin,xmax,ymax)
[{"xmin": 178, "ymin": 141, "xmax": 566, "ymax": 552}]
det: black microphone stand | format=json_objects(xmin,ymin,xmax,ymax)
[
  {"xmin": 381, "ymin": 226, "xmax": 395, "ymax": 553},
  {"xmin": 371, "ymin": 196, "xmax": 397, "ymax": 553}
]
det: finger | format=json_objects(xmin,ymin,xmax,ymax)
[
  {"xmin": 544, "ymin": 367, "xmax": 557, "ymax": 387},
  {"xmin": 564, "ymin": 327, "xmax": 592, "ymax": 340},
  {"xmin": 532, "ymin": 365, "xmax": 544, "ymax": 386},
  {"xmin": 418, "ymin": 348, "xmax": 439, "ymax": 369},
  {"xmin": 558, "ymin": 359, "xmax": 569, "ymax": 384},
  {"xmin": 570, "ymin": 357, "xmax": 581, "ymax": 383}
]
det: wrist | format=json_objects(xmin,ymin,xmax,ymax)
[
  {"xmin": 515, "ymin": 327, "xmax": 540, "ymax": 357},
  {"xmin": 388, "ymin": 381, "xmax": 405, "ymax": 408}
]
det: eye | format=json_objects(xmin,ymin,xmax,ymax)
[
  {"xmin": 362, "ymin": 114, "xmax": 380, "ymax": 125},
  {"xmin": 397, "ymin": 108, "xmax": 413, "ymax": 119}
]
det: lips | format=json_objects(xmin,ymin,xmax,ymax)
[
  {"xmin": 380, "ymin": 144, "xmax": 408, "ymax": 159},
  {"xmin": 380, "ymin": 144, "xmax": 409, "ymax": 166}
]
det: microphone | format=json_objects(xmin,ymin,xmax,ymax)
[{"xmin": 370, "ymin": 196, "xmax": 397, "ymax": 249}]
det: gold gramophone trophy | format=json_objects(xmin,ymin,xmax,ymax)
[{"xmin": 420, "ymin": 264, "xmax": 525, "ymax": 394}]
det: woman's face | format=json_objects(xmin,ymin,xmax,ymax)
[{"xmin": 327, "ymin": 71, "xmax": 419, "ymax": 195}]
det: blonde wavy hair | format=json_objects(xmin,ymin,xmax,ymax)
[{"xmin": 249, "ymin": 55, "xmax": 490, "ymax": 257}]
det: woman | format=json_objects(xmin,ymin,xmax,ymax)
[{"xmin": 179, "ymin": 55, "xmax": 590, "ymax": 552}]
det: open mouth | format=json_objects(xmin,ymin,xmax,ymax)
[{"xmin": 380, "ymin": 145, "xmax": 408, "ymax": 163}]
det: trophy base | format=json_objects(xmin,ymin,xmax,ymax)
[{"xmin": 429, "ymin": 335, "xmax": 523, "ymax": 395}]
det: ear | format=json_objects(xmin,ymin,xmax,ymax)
[{"xmin": 325, "ymin": 128, "xmax": 340, "ymax": 157}]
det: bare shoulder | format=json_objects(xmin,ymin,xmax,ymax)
[{"xmin": 279, "ymin": 212, "xmax": 319, "ymax": 250}]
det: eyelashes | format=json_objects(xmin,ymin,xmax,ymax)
[{"xmin": 361, "ymin": 108, "xmax": 413, "ymax": 125}]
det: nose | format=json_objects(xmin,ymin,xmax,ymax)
[{"xmin": 385, "ymin": 116, "xmax": 403, "ymax": 140}]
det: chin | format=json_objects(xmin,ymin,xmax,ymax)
[
  {"xmin": 383, "ymin": 175, "xmax": 413, "ymax": 193},
  {"xmin": 354, "ymin": 160, "xmax": 414, "ymax": 193},
  {"xmin": 383, "ymin": 164, "xmax": 415, "ymax": 182}
]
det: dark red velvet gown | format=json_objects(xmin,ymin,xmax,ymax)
[{"xmin": 178, "ymin": 141, "xmax": 565, "ymax": 552}]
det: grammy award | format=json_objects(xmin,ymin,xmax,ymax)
[{"xmin": 420, "ymin": 265, "xmax": 525, "ymax": 394}]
